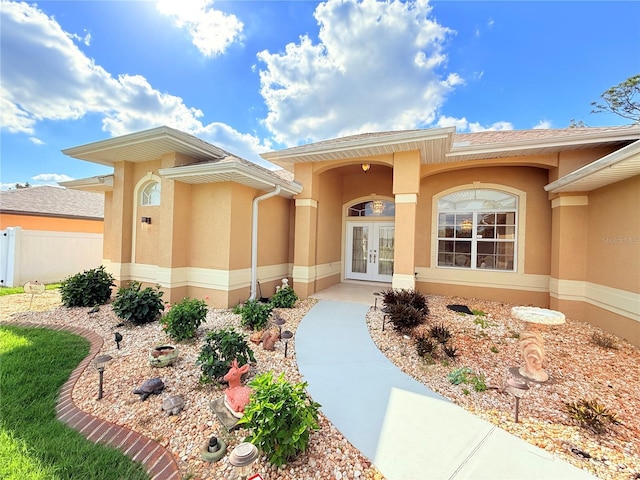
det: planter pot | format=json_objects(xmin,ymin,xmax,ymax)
[{"xmin": 149, "ymin": 345, "xmax": 179, "ymax": 367}]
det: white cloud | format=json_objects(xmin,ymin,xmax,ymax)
[
  {"xmin": 32, "ymin": 173, "xmax": 74, "ymax": 185},
  {"xmin": 533, "ymin": 120, "xmax": 552, "ymax": 129},
  {"xmin": 155, "ymin": 0, "xmax": 243, "ymax": 57},
  {"xmin": 437, "ymin": 115, "xmax": 513, "ymax": 132},
  {"xmin": 29, "ymin": 137, "xmax": 44, "ymax": 145},
  {"xmin": 0, "ymin": 2, "xmax": 268, "ymax": 165},
  {"xmin": 257, "ymin": 0, "xmax": 459, "ymax": 146}
]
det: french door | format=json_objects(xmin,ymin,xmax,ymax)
[{"xmin": 345, "ymin": 222, "xmax": 394, "ymax": 282}]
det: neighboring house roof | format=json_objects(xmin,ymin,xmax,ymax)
[
  {"xmin": 61, "ymin": 126, "xmax": 302, "ymax": 198},
  {"xmin": 0, "ymin": 185, "xmax": 104, "ymax": 220}
]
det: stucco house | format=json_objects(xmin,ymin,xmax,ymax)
[{"xmin": 61, "ymin": 125, "xmax": 640, "ymax": 347}]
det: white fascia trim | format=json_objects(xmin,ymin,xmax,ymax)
[
  {"xmin": 261, "ymin": 127, "xmax": 456, "ymax": 162},
  {"xmin": 550, "ymin": 278, "xmax": 640, "ymax": 322},
  {"xmin": 62, "ymin": 126, "xmax": 227, "ymax": 164},
  {"xmin": 159, "ymin": 160, "xmax": 302, "ymax": 197},
  {"xmin": 392, "ymin": 274, "xmax": 416, "ymax": 290},
  {"xmin": 416, "ymin": 267, "xmax": 550, "ymax": 293},
  {"xmin": 551, "ymin": 196, "xmax": 589, "ymax": 208},
  {"xmin": 450, "ymin": 128, "xmax": 640, "ymax": 161},
  {"xmin": 104, "ymin": 262, "xmax": 291, "ymax": 291},
  {"xmin": 59, "ymin": 175, "xmax": 114, "ymax": 191},
  {"xmin": 545, "ymin": 139, "xmax": 640, "ymax": 192}
]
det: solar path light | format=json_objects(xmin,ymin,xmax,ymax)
[
  {"xmin": 506, "ymin": 376, "xmax": 529, "ymax": 423},
  {"xmin": 228, "ymin": 442, "xmax": 258, "ymax": 480},
  {"xmin": 93, "ymin": 354, "xmax": 112, "ymax": 400}
]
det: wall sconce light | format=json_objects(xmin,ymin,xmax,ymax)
[
  {"xmin": 506, "ymin": 376, "xmax": 529, "ymax": 423},
  {"xmin": 141, "ymin": 217, "xmax": 151, "ymax": 224},
  {"xmin": 93, "ymin": 354, "xmax": 112, "ymax": 400},
  {"xmin": 361, "ymin": 163, "xmax": 371, "ymax": 173},
  {"xmin": 228, "ymin": 442, "xmax": 259, "ymax": 480}
]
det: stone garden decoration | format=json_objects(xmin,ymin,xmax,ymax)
[
  {"xmin": 133, "ymin": 378, "xmax": 165, "ymax": 401},
  {"xmin": 223, "ymin": 359, "xmax": 252, "ymax": 418},
  {"xmin": 162, "ymin": 395, "xmax": 185, "ymax": 416},
  {"xmin": 511, "ymin": 306, "xmax": 566, "ymax": 382}
]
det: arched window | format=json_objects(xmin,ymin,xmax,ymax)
[
  {"xmin": 140, "ymin": 181, "xmax": 161, "ymax": 206},
  {"xmin": 347, "ymin": 199, "xmax": 395, "ymax": 217},
  {"xmin": 437, "ymin": 189, "xmax": 517, "ymax": 271}
]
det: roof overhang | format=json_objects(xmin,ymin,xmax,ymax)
[
  {"xmin": 260, "ymin": 127, "xmax": 456, "ymax": 169},
  {"xmin": 59, "ymin": 175, "xmax": 114, "ymax": 192},
  {"xmin": 448, "ymin": 126, "xmax": 640, "ymax": 162},
  {"xmin": 62, "ymin": 126, "xmax": 227, "ymax": 166},
  {"xmin": 159, "ymin": 158, "xmax": 302, "ymax": 198},
  {"xmin": 545, "ymin": 139, "xmax": 640, "ymax": 193}
]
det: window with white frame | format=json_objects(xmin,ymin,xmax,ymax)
[
  {"xmin": 140, "ymin": 181, "xmax": 160, "ymax": 206},
  {"xmin": 437, "ymin": 189, "xmax": 517, "ymax": 271}
]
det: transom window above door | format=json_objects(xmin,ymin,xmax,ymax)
[
  {"xmin": 436, "ymin": 189, "xmax": 517, "ymax": 271},
  {"xmin": 140, "ymin": 181, "xmax": 161, "ymax": 206},
  {"xmin": 348, "ymin": 199, "xmax": 395, "ymax": 217}
]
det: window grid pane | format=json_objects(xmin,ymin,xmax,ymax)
[{"xmin": 437, "ymin": 190, "xmax": 517, "ymax": 271}]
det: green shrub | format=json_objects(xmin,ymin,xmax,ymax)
[
  {"xmin": 565, "ymin": 399, "xmax": 620, "ymax": 434},
  {"xmin": 111, "ymin": 282, "xmax": 164, "ymax": 325},
  {"xmin": 238, "ymin": 299, "xmax": 273, "ymax": 331},
  {"xmin": 378, "ymin": 288, "xmax": 428, "ymax": 332},
  {"xmin": 270, "ymin": 286, "xmax": 298, "ymax": 308},
  {"xmin": 60, "ymin": 266, "xmax": 115, "ymax": 307},
  {"xmin": 197, "ymin": 328, "xmax": 255, "ymax": 383},
  {"xmin": 238, "ymin": 371, "xmax": 321, "ymax": 466},
  {"xmin": 160, "ymin": 297, "xmax": 208, "ymax": 341}
]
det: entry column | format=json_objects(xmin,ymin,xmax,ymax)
[
  {"xmin": 392, "ymin": 151, "xmax": 420, "ymax": 290},
  {"xmin": 292, "ymin": 163, "xmax": 319, "ymax": 298}
]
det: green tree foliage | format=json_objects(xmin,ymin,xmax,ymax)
[{"xmin": 591, "ymin": 74, "xmax": 640, "ymax": 123}]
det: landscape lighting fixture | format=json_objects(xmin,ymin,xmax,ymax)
[
  {"xmin": 281, "ymin": 330, "xmax": 293, "ymax": 358},
  {"xmin": 228, "ymin": 442, "xmax": 258, "ymax": 480},
  {"xmin": 93, "ymin": 354, "xmax": 112, "ymax": 400},
  {"xmin": 506, "ymin": 376, "xmax": 529, "ymax": 423}
]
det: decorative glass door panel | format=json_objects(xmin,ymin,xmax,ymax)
[{"xmin": 346, "ymin": 222, "xmax": 394, "ymax": 282}]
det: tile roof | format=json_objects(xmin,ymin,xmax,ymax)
[
  {"xmin": 452, "ymin": 126, "xmax": 639, "ymax": 146},
  {"xmin": 0, "ymin": 185, "xmax": 104, "ymax": 219}
]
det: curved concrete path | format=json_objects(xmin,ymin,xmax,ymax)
[
  {"xmin": 4, "ymin": 321, "xmax": 180, "ymax": 480},
  {"xmin": 296, "ymin": 300, "xmax": 597, "ymax": 480}
]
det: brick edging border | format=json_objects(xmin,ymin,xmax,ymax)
[{"xmin": 3, "ymin": 321, "xmax": 181, "ymax": 480}]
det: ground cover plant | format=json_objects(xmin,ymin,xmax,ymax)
[
  {"xmin": 0, "ymin": 283, "xmax": 60, "ymax": 296},
  {"xmin": 0, "ymin": 325, "xmax": 148, "ymax": 480}
]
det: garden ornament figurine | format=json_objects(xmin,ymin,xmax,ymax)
[{"xmin": 223, "ymin": 359, "xmax": 252, "ymax": 418}]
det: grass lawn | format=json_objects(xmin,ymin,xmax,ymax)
[
  {"xmin": 0, "ymin": 325, "xmax": 149, "ymax": 480},
  {"xmin": 0, "ymin": 284, "xmax": 61, "ymax": 296}
]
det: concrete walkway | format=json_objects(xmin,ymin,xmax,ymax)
[{"xmin": 296, "ymin": 299, "xmax": 597, "ymax": 480}]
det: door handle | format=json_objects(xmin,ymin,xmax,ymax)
[
  {"xmin": 373, "ymin": 250, "xmax": 377, "ymax": 262},
  {"xmin": 369, "ymin": 251, "xmax": 372, "ymax": 262}
]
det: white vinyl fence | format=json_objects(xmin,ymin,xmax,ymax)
[{"xmin": 0, "ymin": 227, "xmax": 103, "ymax": 287}]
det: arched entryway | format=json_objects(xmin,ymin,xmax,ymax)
[{"xmin": 344, "ymin": 198, "xmax": 395, "ymax": 282}]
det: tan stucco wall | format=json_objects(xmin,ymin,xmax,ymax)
[
  {"xmin": 316, "ymin": 169, "xmax": 343, "ymax": 266},
  {"xmin": 586, "ymin": 175, "xmax": 640, "ymax": 292}
]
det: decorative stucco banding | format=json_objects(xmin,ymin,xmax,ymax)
[
  {"xmin": 551, "ymin": 196, "xmax": 589, "ymax": 208},
  {"xmin": 416, "ymin": 268, "xmax": 550, "ymax": 293},
  {"xmin": 395, "ymin": 193, "xmax": 418, "ymax": 204}
]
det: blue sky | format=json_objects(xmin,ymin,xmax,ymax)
[{"xmin": 1, "ymin": 0, "xmax": 639, "ymax": 190}]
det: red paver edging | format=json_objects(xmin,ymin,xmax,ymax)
[{"xmin": 3, "ymin": 321, "xmax": 181, "ymax": 480}]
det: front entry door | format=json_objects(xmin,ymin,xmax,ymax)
[{"xmin": 346, "ymin": 222, "xmax": 394, "ymax": 282}]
